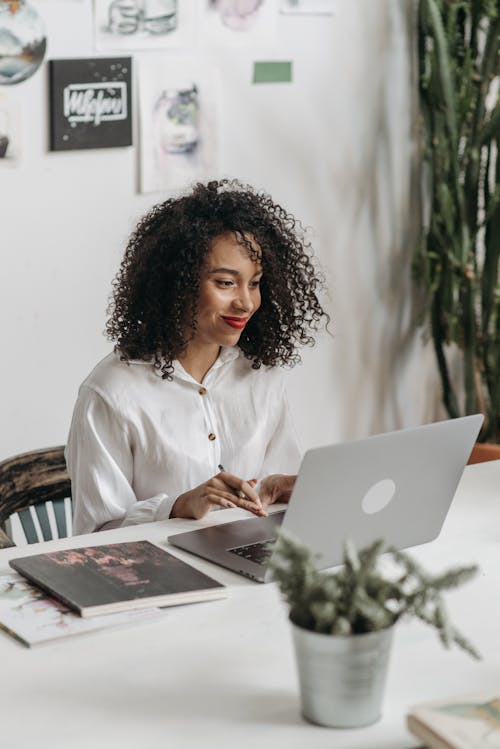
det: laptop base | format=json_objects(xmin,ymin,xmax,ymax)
[{"xmin": 169, "ymin": 512, "xmax": 284, "ymax": 582}]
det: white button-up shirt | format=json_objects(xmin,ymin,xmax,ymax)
[{"xmin": 65, "ymin": 348, "xmax": 301, "ymax": 534}]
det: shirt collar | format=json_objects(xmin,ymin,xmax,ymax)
[
  {"xmin": 214, "ymin": 346, "xmax": 241, "ymax": 366},
  {"xmin": 173, "ymin": 346, "xmax": 241, "ymax": 385}
]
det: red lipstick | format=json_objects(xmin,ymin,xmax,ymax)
[{"xmin": 222, "ymin": 316, "xmax": 248, "ymax": 330}]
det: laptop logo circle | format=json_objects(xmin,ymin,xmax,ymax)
[{"xmin": 361, "ymin": 479, "xmax": 396, "ymax": 514}]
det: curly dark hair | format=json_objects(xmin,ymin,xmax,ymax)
[{"xmin": 106, "ymin": 179, "xmax": 329, "ymax": 379}]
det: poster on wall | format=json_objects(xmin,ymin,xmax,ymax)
[
  {"xmin": 138, "ymin": 55, "xmax": 217, "ymax": 194},
  {"xmin": 0, "ymin": 0, "xmax": 46, "ymax": 85},
  {"xmin": 48, "ymin": 57, "xmax": 132, "ymax": 151},
  {"xmin": 0, "ymin": 93, "xmax": 21, "ymax": 164},
  {"xmin": 280, "ymin": 0, "xmax": 336, "ymax": 13},
  {"xmin": 197, "ymin": 0, "xmax": 276, "ymax": 46},
  {"xmin": 93, "ymin": 0, "xmax": 194, "ymax": 50}
]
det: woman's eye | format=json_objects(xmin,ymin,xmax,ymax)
[{"xmin": 214, "ymin": 278, "xmax": 261, "ymax": 288}]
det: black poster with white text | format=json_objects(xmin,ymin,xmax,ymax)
[{"xmin": 49, "ymin": 57, "xmax": 132, "ymax": 151}]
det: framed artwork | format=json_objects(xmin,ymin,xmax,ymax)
[
  {"xmin": 138, "ymin": 55, "xmax": 217, "ymax": 193},
  {"xmin": 93, "ymin": 0, "xmax": 194, "ymax": 50},
  {"xmin": 0, "ymin": 0, "xmax": 46, "ymax": 86},
  {"xmin": 48, "ymin": 57, "xmax": 132, "ymax": 151}
]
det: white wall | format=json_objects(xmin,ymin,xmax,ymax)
[{"xmin": 0, "ymin": 0, "xmax": 441, "ymax": 462}]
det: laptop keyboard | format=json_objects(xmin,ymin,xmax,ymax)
[{"xmin": 228, "ymin": 539, "xmax": 275, "ymax": 566}]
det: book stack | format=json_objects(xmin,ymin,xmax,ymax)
[{"xmin": 1, "ymin": 540, "xmax": 225, "ymax": 646}]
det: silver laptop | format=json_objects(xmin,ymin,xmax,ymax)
[{"xmin": 168, "ymin": 415, "xmax": 483, "ymax": 583}]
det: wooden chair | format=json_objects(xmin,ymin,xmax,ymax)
[{"xmin": 0, "ymin": 446, "xmax": 72, "ymax": 548}]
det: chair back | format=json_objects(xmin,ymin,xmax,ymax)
[{"xmin": 0, "ymin": 446, "xmax": 72, "ymax": 544}]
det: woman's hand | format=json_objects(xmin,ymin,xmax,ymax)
[
  {"xmin": 170, "ymin": 470, "xmax": 266, "ymax": 520},
  {"xmin": 259, "ymin": 474, "xmax": 296, "ymax": 508}
]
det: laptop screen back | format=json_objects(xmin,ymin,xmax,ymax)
[{"xmin": 275, "ymin": 414, "xmax": 483, "ymax": 570}]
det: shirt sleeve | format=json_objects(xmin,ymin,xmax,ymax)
[
  {"xmin": 65, "ymin": 386, "xmax": 176, "ymax": 535},
  {"xmin": 260, "ymin": 378, "xmax": 302, "ymax": 477}
]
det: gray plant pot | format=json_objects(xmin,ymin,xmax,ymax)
[{"xmin": 291, "ymin": 621, "xmax": 394, "ymax": 728}]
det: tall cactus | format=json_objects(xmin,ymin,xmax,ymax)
[{"xmin": 416, "ymin": 0, "xmax": 500, "ymax": 441}]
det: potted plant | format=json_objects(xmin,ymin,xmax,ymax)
[
  {"xmin": 267, "ymin": 532, "xmax": 479, "ymax": 729},
  {"xmin": 415, "ymin": 0, "xmax": 500, "ymax": 452}
]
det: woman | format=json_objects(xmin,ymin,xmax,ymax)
[{"xmin": 66, "ymin": 179, "xmax": 328, "ymax": 534}]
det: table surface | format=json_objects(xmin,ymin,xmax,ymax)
[{"xmin": 1, "ymin": 461, "xmax": 499, "ymax": 749}]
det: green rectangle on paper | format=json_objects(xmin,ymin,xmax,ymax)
[{"xmin": 253, "ymin": 61, "xmax": 292, "ymax": 84}]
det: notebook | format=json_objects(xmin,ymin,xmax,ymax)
[
  {"xmin": 169, "ymin": 415, "xmax": 483, "ymax": 582},
  {"xmin": 9, "ymin": 540, "xmax": 226, "ymax": 617}
]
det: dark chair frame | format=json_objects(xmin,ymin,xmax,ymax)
[{"xmin": 0, "ymin": 446, "xmax": 72, "ymax": 547}]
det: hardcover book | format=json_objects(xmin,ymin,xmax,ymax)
[
  {"xmin": 9, "ymin": 540, "xmax": 225, "ymax": 618},
  {"xmin": 407, "ymin": 690, "xmax": 500, "ymax": 749},
  {"xmin": 0, "ymin": 573, "xmax": 168, "ymax": 647}
]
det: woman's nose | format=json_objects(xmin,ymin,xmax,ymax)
[{"xmin": 233, "ymin": 287, "xmax": 252, "ymax": 312}]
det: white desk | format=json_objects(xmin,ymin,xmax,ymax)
[{"xmin": 1, "ymin": 461, "xmax": 499, "ymax": 749}]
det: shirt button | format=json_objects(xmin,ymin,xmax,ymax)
[
  {"xmin": 198, "ymin": 387, "xmax": 207, "ymax": 395},
  {"xmin": 208, "ymin": 433, "xmax": 216, "ymax": 441}
]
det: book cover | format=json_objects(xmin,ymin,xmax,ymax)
[
  {"xmin": 0, "ymin": 573, "xmax": 168, "ymax": 647},
  {"xmin": 9, "ymin": 540, "xmax": 226, "ymax": 617},
  {"xmin": 407, "ymin": 690, "xmax": 500, "ymax": 749}
]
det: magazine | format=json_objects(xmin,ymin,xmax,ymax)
[
  {"xmin": 407, "ymin": 690, "xmax": 500, "ymax": 749},
  {"xmin": 0, "ymin": 573, "xmax": 168, "ymax": 647},
  {"xmin": 9, "ymin": 540, "xmax": 226, "ymax": 617}
]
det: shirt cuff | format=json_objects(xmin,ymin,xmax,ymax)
[
  {"xmin": 119, "ymin": 493, "xmax": 170, "ymax": 526},
  {"xmin": 154, "ymin": 494, "xmax": 178, "ymax": 522}
]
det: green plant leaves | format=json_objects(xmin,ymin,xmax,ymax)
[
  {"xmin": 268, "ymin": 531, "xmax": 480, "ymax": 658},
  {"xmin": 416, "ymin": 0, "xmax": 500, "ymax": 437}
]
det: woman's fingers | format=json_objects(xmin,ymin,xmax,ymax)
[
  {"xmin": 216, "ymin": 492, "xmax": 266, "ymax": 516},
  {"xmin": 211, "ymin": 476, "xmax": 267, "ymax": 517},
  {"xmin": 210, "ymin": 495, "xmax": 238, "ymax": 510},
  {"xmin": 173, "ymin": 474, "xmax": 267, "ymax": 519},
  {"xmin": 234, "ymin": 496, "xmax": 267, "ymax": 516},
  {"xmin": 259, "ymin": 474, "xmax": 297, "ymax": 506},
  {"xmin": 217, "ymin": 471, "xmax": 262, "ymax": 503},
  {"xmin": 210, "ymin": 485, "xmax": 249, "ymax": 506}
]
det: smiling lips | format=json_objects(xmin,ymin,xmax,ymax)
[{"xmin": 222, "ymin": 316, "xmax": 249, "ymax": 330}]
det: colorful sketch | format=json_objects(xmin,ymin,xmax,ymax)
[
  {"xmin": 411, "ymin": 696, "xmax": 500, "ymax": 749},
  {"xmin": 0, "ymin": 573, "xmax": 167, "ymax": 647},
  {"xmin": 94, "ymin": 0, "xmax": 194, "ymax": 50},
  {"xmin": 209, "ymin": 0, "xmax": 263, "ymax": 30},
  {"xmin": 138, "ymin": 55, "xmax": 217, "ymax": 193},
  {"xmin": 435, "ymin": 698, "xmax": 500, "ymax": 743},
  {"xmin": 197, "ymin": 0, "xmax": 276, "ymax": 46},
  {"xmin": 280, "ymin": 0, "xmax": 336, "ymax": 13},
  {"xmin": 49, "ymin": 57, "xmax": 132, "ymax": 151},
  {"xmin": 0, "ymin": 93, "xmax": 20, "ymax": 164},
  {"xmin": 0, "ymin": 0, "xmax": 46, "ymax": 86}
]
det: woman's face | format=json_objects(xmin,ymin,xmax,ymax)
[{"xmin": 190, "ymin": 232, "xmax": 263, "ymax": 350}]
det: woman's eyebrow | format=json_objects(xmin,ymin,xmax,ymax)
[
  {"xmin": 208, "ymin": 267, "xmax": 239, "ymax": 275},
  {"xmin": 208, "ymin": 267, "xmax": 263, "ymax": 277}
]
